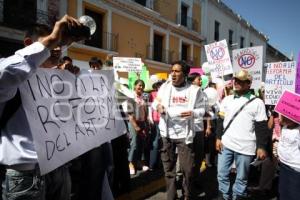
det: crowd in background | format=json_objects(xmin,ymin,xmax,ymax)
[{"xmin": 0, "ymin": 15, "xmax": 299, "ymax": 200}]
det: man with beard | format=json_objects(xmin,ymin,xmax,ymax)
[{"xmin": 0, "ymin": 15, "xmax": 84, "ymax": 200}]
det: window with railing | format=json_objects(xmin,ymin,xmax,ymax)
[
  {"xmin": 84, "ymin": 9, "xmax": 118, "ymax": 51},
  {"xmin": 2, "ymin": 0, "xmax": 37, "ymax": 29},
  {"xmin": 181, "ymin": 43, "xmax": 188, "ymax": 62},
  {"xmin": 229, "ymin": 29, "xmax": 233, "ymax": 46},
  {"xmin": 153, "ymin": 34, "xmax": 163, "ymax": 62},
  {"xmin": 135, "ymin": 0, "xmax": 147, "ymax": 6},
  {"xmin": 240, "ymin": 36, "xmax": 244, "ymax": 48},
  {"xmin": 84, "ymin": 9, "xmax": 103, "ymax": 49},
  {"xmin": 146, "ymin": 45, "xmax": 175, "ymax": 64},
  {"xmin": 214, "ymin": 21, "xmax": 220, "ymax": 41}
]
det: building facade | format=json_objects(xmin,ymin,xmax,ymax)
[
  {"xmin": 200, "ymin": 0, "xmax": 268, "ymax": 64},
  {"xmin": 65, "ymin": 0, "xmax": 205, "ymax": 73},
  {"xmin": 0, "ymin": 0, "xmax": 61, "ymax": 57}
]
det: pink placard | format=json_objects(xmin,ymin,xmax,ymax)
[
  {"xmin": 296, "ymin": 52, "xmax": 300, "ymax": 94},
  {"xmin": 275, "ymin": 90, "xmax": 300, "ymax": 124},
  {"xmin": 189, "ymin": 67, "xmax": 204, "ymax": 75}
]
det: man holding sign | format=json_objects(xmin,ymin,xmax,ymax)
[{"xmin": 0, "ymin": 15, "xmax": 84, "ymax": 200}]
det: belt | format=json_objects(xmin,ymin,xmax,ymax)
[{"xmin": 6, "ymin": 163, "xmax": 38, "ymax": 171}]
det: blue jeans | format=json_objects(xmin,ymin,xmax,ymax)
[
  {"xmin": 2, "ymin": 169, "xmax": 45, "ymax": 200},
  {"xmin": 128, "ymin": 122, "xmax": 147, "ymax": 163},
  {"xmin": 217, "ymin": 147, "xmax": 253, "ymax": 200},
  {"xmin": 149, "ymin": 122, "xmax": 161, "ymax": 169}
]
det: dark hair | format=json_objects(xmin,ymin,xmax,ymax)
[
  {"xmin": 25, "ymin": 24, "xmax": 52, "ymax": 41},
  {"xmin": 62, "ymin": 56, "xmax": 72, "ymax": 63},
  {"xmin": 152, "ymin": 81, "xmax": 163, "ymax": 90},
  {"xmin": 89, "ymin": 57, "xmax": 103, "ymax": 66},
  {"xmin": 172, "ymin": 60, "xmax": 190, "ymax": 76},
  {"xmin": 187, "ymin": 72, "xmax": 201, "ymax": 84},
  {"xmin": 134, "ymin": 79, "xmax": 145, "ymax": 88}
]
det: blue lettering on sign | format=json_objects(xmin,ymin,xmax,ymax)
[
  {"xmin": 210, "ymin": 46, "xmax": 225, "ymax": 60},
  {"xmin": 238, "ymin": 54, "xmax": 255, "ymax": 69}
]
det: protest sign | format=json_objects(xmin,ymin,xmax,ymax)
[
  {"xmin": 264, "ymin": 61, "xmax": 297, "ymax": 105},
  {"xmin": 204, "ymin": 40, "xmax": 233, "ymax": 81},
  {"xmin": 113, "ymin": 57, "xmax": 142, "ymax": 72},
  {"xmin": 189, "ymin": 68, "xmax": 204, "ymax": 75},
  {"xmin": 296, "ymin": 52, "xmax": 300, "ymax": 94},
  {"xmin": 19, "ymin": 69, "xmax": 126, "ymax": 174},
  {"xmin": 275, "ymin": 90, "xmax": 300, "ymax": 124},
  {"xmin": 232, "ymin": 46, "xmax": 263, "ymax": 89}
]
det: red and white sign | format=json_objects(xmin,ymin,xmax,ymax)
[
  {"xmin": 205, "ymin": 40, "xmax": 233, "ymax": 81},
  {"xmin": 232, "ymin": 46, "xmax": 263, "ymax": 89}
]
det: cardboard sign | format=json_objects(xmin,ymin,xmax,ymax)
[
  {"xmin": 296, "ymin": 52, "xmax": 300, "ymax": 94},
  {"xmin": 19, "ymin": 69, "xmax": 126, "ymax": 174},
  {"xmin": 232, "ymin": 46, "xmax": 263, "ymax": 89},
  {"xmin": 113, "ymin": 57, "xmax": 142, "ymax": 72},
  {"xmin": 275, "ymin": 90, "xmax": 300, "ymax": 124},
  {"xmin": 264, "ymin": 61, "xmax": 297, "ymax": 105},
  {"xmin": 204, "ymin": 40, "xmax": 233, "ymax": 80}
]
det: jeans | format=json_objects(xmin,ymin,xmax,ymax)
[
  {"xmin": 279, "ymin": 163, "xmax": 300, "ymax": 200},
  {"xmin": 161, "ymin": 137, "xmax": 195, "ymax": 200},
  {"xmin": 149, "ymin": 122, "xmax": 161, "ymax": 169},
  {"xmin": 217, "ymin": 147, "xmax": 253, "ymax": 200},
  {"xmin": 128, "ymin": 122, "xmax": 147, "ymax": 163},
  {"xmin": 45, "ymin": 165, "xmax": 71, "ymax": 200},
  {"xmin": 2, "ymin": 169, "xmax": 45, "ymax": 200}
]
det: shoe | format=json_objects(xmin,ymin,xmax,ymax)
[
  {"xmin": 142, "ymin": 165, "xmax": 149, "ymax": 171},
  {"xmin": 129, "ymin": 163, "xmax": 136, "ymax": 175},
  {"xmin": 206, "ymin": 163, "xmax": 213, "ymax": 168},
  {"xmin": 247, "ymin": 186, "xmax": 262, "ymax": 193},
  {"xmin": 198, "ymin": 191, "xmax": 206, "ymax": 197}
]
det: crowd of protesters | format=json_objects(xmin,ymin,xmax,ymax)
[{"xmin": 0, "ymin": 15, "xmax": 299, "ymax": 200}]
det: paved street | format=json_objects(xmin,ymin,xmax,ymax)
[{"xmin": 139, "ymin": 166, "xmax": 279, "ymax": 200}]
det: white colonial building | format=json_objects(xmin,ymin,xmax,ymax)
[{"xmin": 200, "ymin": 0, "xmax": 269, "ymax": 64}]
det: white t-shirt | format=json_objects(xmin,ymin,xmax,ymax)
[
  {"xmin": 166, "ymin": 85, "xmax": 190, "ymax": 139},
  {"xmin": 278, "ymin": 126, "xmax": 300, "ymax": 170},
  {"xmin": 220, "ymin": 94, "xmax": 267, "ymax": 155}
]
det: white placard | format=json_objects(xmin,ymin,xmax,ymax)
[
  {"xmin": 113, "ymin": 57, "xmax": 142, "ymax": 72},
  {"xmin": 232, "ymin": 46, "xmax": 263, "ymax": 89},
  {"xmin": 264, "ymin": 61, "xmax": 297, "ymax": 105},
  {"xmin": 204, "ymin": 40, "xmax": 233, "ymax": 80},
  {"xmin": 19, "ymin": 69, "xmax": 126, "ymax": 175}
]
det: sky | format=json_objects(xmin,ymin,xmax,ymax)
[{"xmin": 222, "ymin": 0, "xmax": 300, "ymax": 61}]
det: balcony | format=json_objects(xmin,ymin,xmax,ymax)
[
  {"xmin": 146, "ymin": 45, "xmax": 177, "ymax": 64},
  {"xmin": 85, "ymin": 31, "xmax": 118, "ymax": 52},
  {"xmin": 0, "ymin": 1, "xmax": 52, "ymax": 30},
  {"xmin": 176, "ymin": 13, "xmax": 198, "ymax": 31}
]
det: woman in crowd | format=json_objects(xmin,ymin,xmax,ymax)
[
  {"xmin": 127, "ymin": 79, "xmax": 149, "ymax": 175},
  {"xmin": 277, "ymin": 115, "xmax": 300, "ymax": 200}
]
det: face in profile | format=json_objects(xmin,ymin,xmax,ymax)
[{"xmin": 193, "ymin": 76, "xmax": 202, "ymax": 87}]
